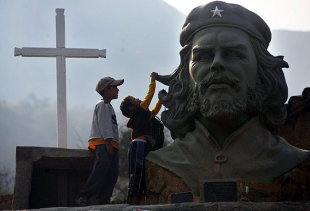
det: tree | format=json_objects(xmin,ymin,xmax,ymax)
[{"xmin": 0, "ymin": 165, "xmax": 14, "ymax": 195}]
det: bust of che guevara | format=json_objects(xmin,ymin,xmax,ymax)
[{"xmin": 145, "ymin": 1, "xmax": 310, "ymax": 200}]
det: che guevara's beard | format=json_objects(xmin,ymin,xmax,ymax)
[
  {"xmin": 187, "ymin": 78, "xmax": 262, "ymax": 120},
  {"xmin": 201, "ymin": 96, "xmax": 247, "ymax": 120}
]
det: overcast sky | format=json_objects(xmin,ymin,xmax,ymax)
[
  {"xmin": 0, "ymin": 0, "xmax": 309, "ymax": 109},
  {"xmin": 163, "ymin": 0, "xmax": 310, "ymax": 31}
]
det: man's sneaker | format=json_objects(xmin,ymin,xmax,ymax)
[{"xmin": 75, "ymin": 196, "xmax": 89, "ymax": 206}]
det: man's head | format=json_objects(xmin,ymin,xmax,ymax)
[
  {"xmin": 158, "ymin": 1, "xmax": 289, "ymax": 138},
  {"xmin": 120, "ymin": 96, "xmax": 141, "ymax": 118},
  {"xmin": 189, "ymin": 26, "xmax": 258, "ymax": 120},
  {"xmin": 96, "ymin": 76, "xmax": 124, "ymax": 101}
]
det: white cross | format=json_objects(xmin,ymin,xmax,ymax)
[{"xmin": 14, "ymin": 9, "xmax": 106, "ymax": 148}]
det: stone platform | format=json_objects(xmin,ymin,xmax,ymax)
[{"xmin": 9, "ymin": 201, "xmax": 310, "ymax": 211}]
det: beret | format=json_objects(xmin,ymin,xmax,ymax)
[{"xmin": 180, "ymin": 1, "xmax": 271, "ymax": 48}]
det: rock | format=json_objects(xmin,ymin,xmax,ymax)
[{"xmin": 144, "ymin": 161, "xmax": 191, "ymax": 204}]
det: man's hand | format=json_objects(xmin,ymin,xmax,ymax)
[
  {"xmin": 158, "ymin": 89, "xmax": 167, "ymax": 103},
  {"xmin": 105, "ymin": 139, "xmax": 115, "ymax": 155},
  {"xmin": 150, "ymin": 72, "xmax": 158, "ymax": 81},
  {"xmin": 159, "ymin": 89, "xmax": 167, "ymax": 95}
]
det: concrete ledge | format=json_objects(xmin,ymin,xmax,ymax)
[
  {"xmin": 13, "ymin": 146, "xmax": 94, "ymax": 210},
  {"xmin": 11, "ymin": 201, "xmax": 310, "ymax": 211}
]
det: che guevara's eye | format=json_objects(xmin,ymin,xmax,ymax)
[
  {"xmin": 222, "ymin": 50, "xmax": 246, "ymax": 60},
  {"xmin": 193, "ymin": 50, "xmax": 214, "ymax": 62}
]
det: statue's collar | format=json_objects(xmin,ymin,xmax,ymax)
[{"xmin": 194, "ymin": 116, "xmax": 261, "ymax": 150}]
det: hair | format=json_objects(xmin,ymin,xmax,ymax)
[
  {"xmin": 99, "ymin": 90, "xmax": 105, "ymax": 98},
  {"xmin": 159, "ymin": 35, "xmax": 289, "ymax": 138},
  {"xmin": 99, "ymin": 85, "xmax": 111, "ymax": 98},
  {"xmin": 120, "ymin": 96, "xmax": 135, "ymax": 118},
  {"xmin": 99, "ymin": 85, "xmax": 114, "ymax": 98}
]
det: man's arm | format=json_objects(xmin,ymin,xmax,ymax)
[
  {"xmin": 150, "ymin": 100, "xmax": 162, "ymax": 119},
  {"xmin": 150, "ymin": 89, "xmax": 166, "ymax": 118},
  {"xmin": 140, "ymin": 72, "xmax": 158, "ymax": 110},
  {"xmin": 104, "ymin": 138, "xmax": 115, "ymax": 155},
  {"xmin": 97, "ymin": 104, "xmax": 115, "ymax": 155}
]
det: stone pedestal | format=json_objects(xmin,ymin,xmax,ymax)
[
  {"xmin": 13, "ymin": 146, "xmax": 94, "ymax": 210},
  {"xmin": 144, "ymin": 88, "xmax": 310, "ymax": 204},
  {"xmin": 144, "ymin": 161, "xmax": 191, "ymax": 204}
]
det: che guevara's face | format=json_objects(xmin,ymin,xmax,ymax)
[{"xmin": 188, "ymin": 27, "xmax": 258, "ymax": 119}]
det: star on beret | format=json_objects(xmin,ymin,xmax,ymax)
[{"xmin": 210, "ymin": 6, "xmax": 224, "ymax": 17}]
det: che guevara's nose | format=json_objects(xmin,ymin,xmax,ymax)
[{"xmin": 210, "ymin": 53, "xmax": 225, "ymax": 73}]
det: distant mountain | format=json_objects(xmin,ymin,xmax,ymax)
[{"xmin": 269, "ymin": 30, "xmax": 310, "ymax": 97}]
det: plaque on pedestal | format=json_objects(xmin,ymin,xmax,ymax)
[
  {"xmin": 200, "ymin": 180, "xmax": 285, "ymax": 202},
  {"xmin": 202, "ymin": 182, "xmax": 237, "ymax": 202}
]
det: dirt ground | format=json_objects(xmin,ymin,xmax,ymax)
[{"xmin": 0, "ymin": 194, "xmax": 13, "ymax": 210}]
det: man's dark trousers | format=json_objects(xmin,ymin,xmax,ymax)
[
  {"xmin": 128, "ymin": 141, "xmax": 151, "ymax": 198},
  {"xmin": 79, "ymin": 144, "xmax": 119, "ymax": 204}
]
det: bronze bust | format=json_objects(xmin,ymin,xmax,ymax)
[{"xmin": 146, "ymin": 1, "xmax": 309, "ymax": 198}]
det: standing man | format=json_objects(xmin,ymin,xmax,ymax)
[{"xmin": 76, "ymin": 76, "xmax": 124, "ymax": 205}]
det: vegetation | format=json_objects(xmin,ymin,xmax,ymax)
[{"xmin": 0, "ymin": 165, "xmax": 14, "ymax": 195}]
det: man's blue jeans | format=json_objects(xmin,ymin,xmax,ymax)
[{"xmin": 79, "ymin": 144, "xmax": 119, "ymax": 204}]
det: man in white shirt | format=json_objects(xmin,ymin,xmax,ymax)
[{"xmin": 76, "ymin": 76, "xmax": 124, "ymax": 205}]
